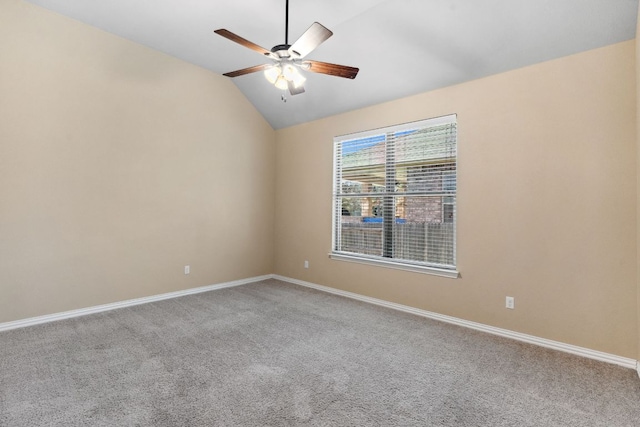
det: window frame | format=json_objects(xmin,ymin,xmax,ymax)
[{"xmin": 330, "ymin": 114, "xmax": 459, "ymax": 279}]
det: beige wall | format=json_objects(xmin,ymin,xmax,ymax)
[
  {"xmin": 275, "ymin": 41, "xmax": 638, "ymax": 358},
  {"xmin": 0, "ymin": 0, "xmax": 276, "ymax": 323}
]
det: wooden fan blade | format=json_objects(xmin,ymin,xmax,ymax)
[
  {"xmin": 302, "ymin": 60, "xmax": 359, "ymax": 79},
  {"xmin": 214, "ymin": 29, "xmax": 271, "ymax": 56},
  {"xmin": 288, "ymin": 80, "xmax": 305, "ymax": 96},
  {"xmin": 289, "ymin": 22, "xmax": 333, "ymax": 58},
  {"xmin": 223, "ymin": 63, "xmax": 272, "ymax": 78}
]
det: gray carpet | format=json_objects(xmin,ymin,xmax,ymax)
[{"xmin": 1, "ymin": 279, "xmax": 639, "ymax": 426}]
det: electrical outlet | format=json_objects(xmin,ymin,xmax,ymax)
[
  {"xmin": 304, "ymin": 260, "xmax": 309, "ymax": 269},
  {"xmin": 506, "ymin": 296, "xmax": 514, "ymax": 309},
  {"xmin": 184, "ymin": 265, "xmax": 190, "ymax": 275}
]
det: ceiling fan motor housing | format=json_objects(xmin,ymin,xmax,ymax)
[{"xmin": 270, "ymin": 44, "xmax": 293, "ymax": 58}]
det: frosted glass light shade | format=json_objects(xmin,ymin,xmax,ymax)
[
  {"xmin": 282, "ymin": 64, "xmax": 297, "ymax": 80},
  {"xmin": 264, "ymin": 66, "xmax": 281, "ymax": 84},
  {"xmin": 291, "ymin": 72, "xmax": 306, "ymax": 88},
  {"xmin": 274, "ymin": 75, "xmax": 288, "ymax": 90}
]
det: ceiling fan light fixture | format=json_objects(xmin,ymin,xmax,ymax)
[
  {"xmin": 267, "ymin": 62, "xmax": 305, "ymax": 90},
  {"xmin": 264, "ymin": 66, "xmax": 281, "ymax": 84}
]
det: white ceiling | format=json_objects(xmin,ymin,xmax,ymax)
[{"xmin": 25, "ymin": 0, "xmax": 639, "ymax": 129}]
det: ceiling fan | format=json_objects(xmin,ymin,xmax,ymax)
[{"xmin": 214, "ymin": 0, "xmax": 359, "ymax": 96}]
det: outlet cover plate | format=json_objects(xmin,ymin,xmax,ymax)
[{"xmin": 506, "ymin": 296, "xmax": 514, "ymax": 309}]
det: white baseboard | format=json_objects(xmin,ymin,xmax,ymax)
[
  {"xmin": 2, "ymin": 273, "xmax": 638, "ymax": 374},
  {"xmin": 273, "ymin": 275, "xmax": 639, "ymax": 371},
  {"xmin": 0, "ymin": 274, "xmax": 272, "ymax": 333}
]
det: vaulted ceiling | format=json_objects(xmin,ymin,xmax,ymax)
[{"xmin": 25, "ymin": 0, "xmax": 639, "ymax": 129}]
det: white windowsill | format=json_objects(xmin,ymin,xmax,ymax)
[{"xmin": 329, "ymin": 252, "xmax": 459, "ymax": 279}]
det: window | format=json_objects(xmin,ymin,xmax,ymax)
[{"xmin": 331, "ymin": 115, "xmax": 458, "ymax": 278}]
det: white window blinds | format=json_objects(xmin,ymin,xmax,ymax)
[{"xmin": 332, "ymin": 115, "xmax": 457, "ymax": 273}]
